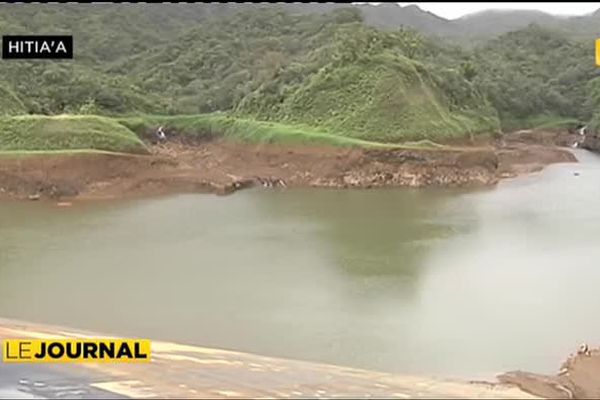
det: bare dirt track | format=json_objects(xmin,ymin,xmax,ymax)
[{"xmin": 0, "ymin": 134, "xmax": 577, "ymax": 202}]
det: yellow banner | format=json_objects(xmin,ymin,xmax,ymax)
[
  {"xmin": 596, "ymin": 39, "xmax": 600, "ymax": 67},
  {"xmin": 2, "ymin": 339, "xmax": 151, "ymax": 363}
]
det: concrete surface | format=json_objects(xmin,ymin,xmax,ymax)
[{"xmin": 0, "ymin": 318, "xmax": 539, "ymax": 399}]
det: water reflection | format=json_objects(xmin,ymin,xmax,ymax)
[{"xmin": 252, "ymin": 188, "xmax": 468, "ymax": 302}]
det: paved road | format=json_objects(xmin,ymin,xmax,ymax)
[
  {"xmin": 0, "ymin": 318, "xmax": 539, "ymax": 399},
  {"xmin": 0, "ymin": 358, "xmax": 126, "ymax": 399}
]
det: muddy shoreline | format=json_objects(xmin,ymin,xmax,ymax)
[{"xmin": 0, "ymin": 133, "xmax": 577, "ymax": 202}]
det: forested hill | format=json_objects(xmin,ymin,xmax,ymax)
[
  {"xmin": 279, "ymin": 3, "xmax": 600, "ymax": 45},
  {"xmin": 1, "ymin": 3, "xmax": 599, "ymax": 140},
  {"xmin": 3, "ymin": 2, "xmax": 599, "ymax": 49},
  {"xmin": 472, "ymin": 26, "xmax": 600, "ymax": 129}
]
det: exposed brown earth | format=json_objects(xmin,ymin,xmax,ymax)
[
  {"xmin": 498, "ymin": 345, "xmax": 600, "ymax": 399},
  {"xmin": 0, "ymin": 133, "xmax": 577, "ymax": 202}
]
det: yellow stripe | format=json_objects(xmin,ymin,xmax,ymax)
[{"xmin": 2, "ymin": 339, "xmax": 151, "ymax": 363}]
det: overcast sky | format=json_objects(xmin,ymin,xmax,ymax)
[{"xmin": 394, "ymin": 2, "xmax": 600, "ymax": 19}]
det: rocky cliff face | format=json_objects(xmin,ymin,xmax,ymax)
[{"xmin": 582, "ymin": 134, "xmax": 600, "ymax": 153}]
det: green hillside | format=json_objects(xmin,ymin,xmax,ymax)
[
  {"xmin": 115, "ymin": 10, "xmax": 499, "ymax": 141},
  {"xmin": 471, "ymin": 25, "xmax": 599, "ymax": 129},
  {"xmin": 236, "ymin": 23, "xmax": 499, "ymax": 141},
  {"xmin": 0, "ymin": 7, "xmax": 500, "ymax": 143},
  {"xmin": 586, "ymin": 77, "xmax": 600, "ymax": 133},
  {"xmin": 0, "ymin": 3, "xmax": 598, "ymax": 149},
  {"xmin": 110, "ymin": 8, "xmax": 365, "ymax": 114}
]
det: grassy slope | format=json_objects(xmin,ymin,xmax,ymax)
[
  {"xmin": 252, "ymin": 58, "xmax": 499, "ymax": 141},
  {"xmin": 0, "ymin": 112, "xmax": 458, "ymax": 157},
  {"xmin": 0, "ymin": 115, "xmax": 148, "ymax": 154},
  {"xmin": 118, "ymin": 113, "xmax": 458, "ymax": 150},
  {"xmin": 234, "ymin": 24, "xmax": 500, "ymax": 142}
]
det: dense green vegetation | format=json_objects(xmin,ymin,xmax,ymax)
[
  {"xmin": 232, "ymin": 20, "xmax": 499, "ymax": 141},
  {"xmin": 471, "ymin": 26, "xmax": 600, "ymax": 130},
  {"xmin": 585, "ymin": 77, "xmax": 600, "ymax": 133},
  {"xmin": 0, "ymin": 3, "xmax": 599, "ymax": 152}
]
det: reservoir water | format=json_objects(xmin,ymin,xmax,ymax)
[{"xmin": 1, "ymin": 150, "xmax": 600, "ymax": 380}]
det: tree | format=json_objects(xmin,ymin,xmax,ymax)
[
  {"xmin": 397, "ymin": 26, "xmax": 423, "ymax": 59},
  {"xmin": 461, "ymin": 61, "xmax": 477, "ymax": 82}
]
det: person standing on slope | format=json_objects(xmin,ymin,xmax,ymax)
[{"xmin": 156, "ymin": 126, "xmax": 167, "ymax": 141}]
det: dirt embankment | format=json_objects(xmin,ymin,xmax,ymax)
[
  {"xmin": 0, "ymin": 133, "xmax": 577, "ymax": 201},
  {"xmin": 498, "ymin": 345, "xmax": 600, "ymax": 399},
  {"xmin": 582, "ymin": 133, "xmax": 600, "ymax": 153}
]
